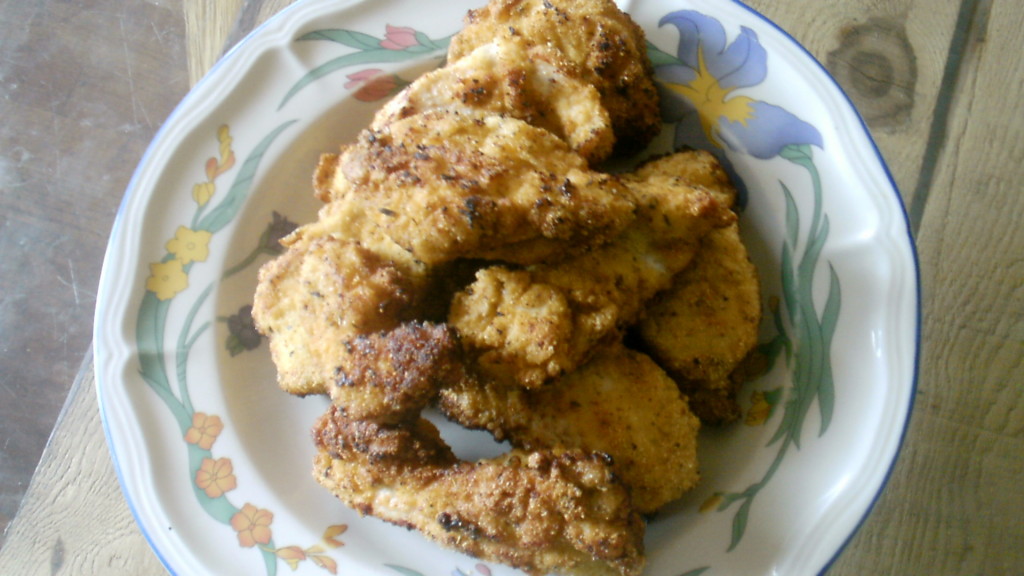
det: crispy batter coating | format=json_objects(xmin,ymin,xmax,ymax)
[
  {"xmin": 313, "ymin": 408, "xmax": 645, "ymax": 576},
  {"xmin": 252, "ymin": 200, "xmax": 437, "ymax": 396},
  {"xmin": 373, "ymin": 37, "xmax": 615, "ymax": 164},
  {"xmin": 317, "ymin": 110, "xmax": 636, "ymax": 265},
  {"xmin": 637, "ymin": 223, "xmax": 762, "ymax": 425},
  {"xmin": 448, "ymin": 0, "xmax": 660, "ymax": 154},
  {"xmin": 439, "ymin": 345, "xmax": 700, "ymax": 514},
  {"xmin": 255, "ymin": 0, "xmax": 765, "ymax": 570},
  {"xmin": 327, "ymin": 322, "xmax": 474, "ymax": 424},
  {"xmin": 628, "ymin": 148, "xmax": 738, "ymax": 208},
  {"xmin": 449, "ymin": 152, "xmax": 737, "ymax": 388}
]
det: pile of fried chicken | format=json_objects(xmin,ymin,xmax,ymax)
[{"xmin": 252, "ymin": 1, "xmax": 762, "ymax": 574}]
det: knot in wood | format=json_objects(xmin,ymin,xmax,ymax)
[{"xmin": 827, "ymin": 17, "xmax": 917, "ymax": 130}]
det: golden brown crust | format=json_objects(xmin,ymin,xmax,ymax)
[
  {"xmin": 252, "ymin": 228, "xmax": 428, "ymax": 396},
  {"xmin": 321, "ymin": 110, "xmax": 636, "ymax": 265},
  {"xmin": 327, "ymin": 322, "xmax": 475, "ymax": 424},
  {"xmin": 629, "ymin": 148, "xmax": 738, "ymax": 209},
  {"xmin": 374, "ymin": 37, "xmax": 615, "ymax": 164},
  {"xmin": 313, "ymin": 406, "xmax": 645, "ymax": 576},
  {"xmin": 637, "ymin": 223, "xmax": 762, "ymax": 425},
  {"xmin": 439, "ymin": 345, "xmax": 701, "ymax": 514},
  {"xmin": 254, "ymin": 1, "xmax": 765, "ymax": 572},
  {"xmin": 449, "ymin": 152, "xmax": 737, "ymax": 388},
  {"xmin": 313, "ymin": 408, "xmax": 458, "ymax": 469},
  {"xmin": 449, "ymin": 0, "xmax": 660, "ymax": 154}
]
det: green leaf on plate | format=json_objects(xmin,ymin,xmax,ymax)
[{"xmin": 298, "ymin": 29, "xmax": 381, "ymax": 50}]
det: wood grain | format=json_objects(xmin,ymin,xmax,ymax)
[
  {"xmin": 224, "ymin": 0, "xmax": 303, "ymax": 51},
  {"xmin": 0, "ymin": 0, "xmax": 190, "ymax": 542},
  {"xmin": 822, "ymin": 0, "xmax": 1024, "ymax": 574},
  {"xmin": 745, "ymin": 0, "xmax": 961, "ymax": 213},
  {"xmin": 0, "ymin": 361, "xmax": 164, "ymax": 575},
  {"xmin": 183, "ymin": 0, "xmax": 246, "ymax": 86}
]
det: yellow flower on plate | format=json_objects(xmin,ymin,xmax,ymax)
[
  {"xmin": 231, "ymin": 503, "xmax": 274, "ymax": 548},
  {"xmin": 184, "ymin": 412, "xmax": 224, "ymax": 450},
  {"xmin": 146, "ymin": 259, "xmax": 187, "ymax": 300},
  {"xmin": 664, "ymin": 46, "xmax": 756, "ymax": 148},
  {"xmin": 195, "ymin": 457, "xmax": 237, "ymax": 499},
  {"xmin": 192, "ymin": 182, "xmax": 215, "ymax": 207},
  {"xmin": 166, "ymin": 226, "xmax": 212, "ymax": 265}
]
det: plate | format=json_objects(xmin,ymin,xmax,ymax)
[{"xmin": 94, "ymin": 0, "xmax": 920, "ymax": 574}]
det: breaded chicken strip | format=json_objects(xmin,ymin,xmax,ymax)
[
  {"xmin": 325, "ymin": 322, "xmax": 474, "ymax": 424},
  {"xmin": 373, "ymin": 37, "xmax": 614, "ymax": 164},
  {"xmin": 636, "ymin": 223, "xmax": 762, "ymax": 424},
  {"xmin": 252, "ymin": 199, "xmax": 438, "ymax": 396},
  {"xmin": 448, "ymin": 0, "xmax": 660, "ymax": 154},
  {"xmin": 628, "ymin": 148, "xmax": 738, "ymax": 208},
  {"xmin": 257, "ymin": 110, "xmax": 637, "ymax": 396},
  {"xmin": 624, "ymin": 150, "xmax": 762, "ymax": 423},
  {"xmin": 316, "ymin": 110, "xmax": 636, "ymax": 265},
  {"xmin": 439, "ymin": 345, "xmax": 700, "ymax": 514},
  {"xmin": 313, "ymin": 408, "xmax": 645, "ymax": 576},
  {"xmin": 449, "ymin": 152, "xmax": 736, "ymax": 388}
]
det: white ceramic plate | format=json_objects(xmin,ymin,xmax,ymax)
[{"xmin": 95, "ymin": 0, "xmax": 919, "ymax": 574}]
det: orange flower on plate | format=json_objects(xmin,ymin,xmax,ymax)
[
  {"xmin": 275, "ymin": 546, "xmax": 306, "ymax": 570},
  {"xmin": 206, "ymin": 124, "xmax": 236, "ymax": 180},
  {"xmin": 231, "ymin": 503, "xmax": 274, "ymax": 548},
  {"xmin": 195, "ymin": 457, "xmax": 237, "ymax": 498},
  {"xmin": 146, "ymin": 259, "xmax": 188, "ymax": 300},
  {"xmin": 311, "ymin": 554, "xmax": 338, "ymax": 574},
  {"xmin": 345, "ymin": 69, "xmax": 405, "ymax": 102},
  {"xmin": 322, "ymin": 524, "xmax": 347, "ymax": 548},
  {"xmin": 184, "ymin": 412, "xmax": 223, "ymax": 450}
]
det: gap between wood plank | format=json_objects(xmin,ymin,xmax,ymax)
[
  {"xmin": 223, "ymin": 0, "xmax": 298, "ymax": 56},
  {"xmin": 910, "ymin": 0, "xmax": 992, "ymax": 234}
]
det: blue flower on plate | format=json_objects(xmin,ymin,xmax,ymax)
[{"xmin": 654, "ymin": 10, "xmax": 823, "ymax": 160}]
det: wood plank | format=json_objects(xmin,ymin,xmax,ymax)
[
  {"xmin": 183, "ymin": 0, "xmax": 246, "ymax": 85},
  {"xmin": 0, "ymin": 361, "xmax": 165, "ymax": 575},
  {"xmin": 224, "ymin": 0, "xmax": 302, "ymax": 50},
  {"xmin": 745, "ymin": 0, "xmax": 962, "ymax": 212},
  {"xmin": 0, "ymin": 0, "xmax": 190, "ymax": 542},
  {"xmin": 829, "ymin": 0, "xmax": 1024, "ymax": 572}
]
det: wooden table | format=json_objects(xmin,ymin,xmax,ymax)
[{"xmin": 1, "ymin": 0, "xmax": 1021, "ymax": 574}]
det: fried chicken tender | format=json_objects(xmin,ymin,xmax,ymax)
[
  {"xmin": 439, "ymin": 345, "xmax": 700, "ymax": 514},
  {"xmin": 636, "ymin": 223, "xmax": 762, "ymax": 425},
  {"xmin": 255, "ymin": 0, "xmax": 765, "ymax": 570},
  {"xmin": 252, "ymin": 199, "xmax": 440, "ymax": 396},
  {"xmin": 373, "ymin": 37, "xmax": 614, "ymax": 164},
  {"xmin": 316, "ymin": 110, "xmax": 636, "ymax": 265},
  {"xmin": 326, "ymin": 322, "xmax": 475, "ymax": 424},
  {"xmin": 313, "ymin": 408, "xmax": 646, "ymax": 576},
  {"xmin": 448, "ymin": 0, "xmax": 660, "ymax": 154},
  {"xmin": 628, "ymin": 148, "xmax": 738, "ymax": 208},
  {"xmin": 449, "ymin": 152, "xmax": 736, "ymax": 388},
  {"xmin": 623, "ymin": 150, "xmax": 762, "ymax": 424}
]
